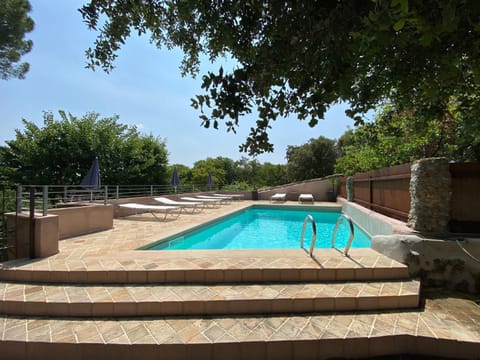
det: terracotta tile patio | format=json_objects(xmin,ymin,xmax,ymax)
[{"xmin": 0, "ymin": 200, "xmax": 478, "ymax": 359}]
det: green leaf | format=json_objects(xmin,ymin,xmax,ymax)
[
  {"xmin": 393, "ymin": 18, "xmax": 406, "ymax": 31},
  {"xmin": 391, "ymin": 0, "xmax": 409, "ymax": 14}
]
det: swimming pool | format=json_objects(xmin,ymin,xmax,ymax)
[{"xmin": 142, "ymin": 206, "xmax": 371, "ymax": 250}]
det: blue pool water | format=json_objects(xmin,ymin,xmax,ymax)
[{"xmin": 143, "ymin": 206, "xmax": 371, "ymax": 250}]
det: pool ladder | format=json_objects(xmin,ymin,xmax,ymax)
[
  {"xmin": 300, "ymin": 213, "xmax": 355, "ymax": 258},
  {"xmin": 300, "ymin": 215, "xmax": 317, "ymax": 257}
]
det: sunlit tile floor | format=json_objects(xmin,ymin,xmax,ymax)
[{"xmin": 0, "ymin": 200, "xmax": 479, "ymax": 359}]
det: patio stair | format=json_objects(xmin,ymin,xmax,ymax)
[
  {"xmin": 0, "ymin": 279, "xmax": 420, "ymax": 317},
  {"xmin": 0, "ymin": 249, "xmax": 420, "ymax": 317},
  {"xmin": 0, "ymin": 250, "xmax": 458, "ymax": 360}
]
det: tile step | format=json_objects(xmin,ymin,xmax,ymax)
[
  {"xmin": 0, "ymin": 280, "xmax": 420, "ymax": 317},
  {"xmin": 0, "ymin": 264, "xmax": 410, "ymax": 284},
  {"xmin": 0, "ymin": 305, "xmax": 479, "ymax": 360}
]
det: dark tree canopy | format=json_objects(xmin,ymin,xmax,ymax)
[
  {"xmin": 0, "ymin": 111, "xmax": 169, "ymax": 185},
  {"xmin": 80, "ymin": 0, "xmax": 480, "ymax": 155},
  {"xmin": 335, "ymin": 101, "xmax": 480, "ymax": 175},
  {"xmin": 286, "ymin": 136, "xmax": 337, "ymax": 182},
  {"xmin": 0, "ymin": 0, "xmax": 34, "ymax": 80}
]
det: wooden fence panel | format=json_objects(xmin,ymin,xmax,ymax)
[
  {"xmin": 449, "ymin": 163, "xmax": 480, "ymax": 233},
  {"xmin": 340, "ymin": 161, "xmax": 480, "ymax": 231},
  {"xmin": 343, "ymin": 163, "xmax": 412, "ymax": 222}
]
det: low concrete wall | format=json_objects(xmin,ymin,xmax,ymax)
[
  {"xmin": 258, "ymin": 176, "xmax": 339, "ymax": 202},
  {"xmin": 6, "ymin": 213, "xmax": 59, "ymax": 259},
  {"xmin": 6, "ymin": 204, "xmax": 113, "ymax": 259},
  {"xmin": 338, "ymin": 198, "xmax": 411, "ymax": 236},
  {"xmin": 49, "ymin": 204, "xmax": 113, "ymax": 239}
]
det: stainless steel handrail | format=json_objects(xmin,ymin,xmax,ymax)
[
  {"xmin": 331, "ymin": 213, "xmax": 355, "ymax": 257},
  {"xmin": 300, "ymin": 215, "xmax": 317, "ymax": 257}
]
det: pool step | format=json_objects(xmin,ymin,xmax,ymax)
[
  {"xmin": 0, "ymin": 280, "xmax": 420, "ymax": 317},
  {"xmin": 0, "ymin": 249, "xmax": 410, "ymax": 284}
]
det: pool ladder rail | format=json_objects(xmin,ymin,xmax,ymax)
[{"xmin": 300, "ymin": 213, "xmax": 355, "ymax": 258}]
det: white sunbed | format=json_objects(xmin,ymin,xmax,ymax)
[
  {"xmin": 181, "ymin": 196, "xmax": 222, "ymax": 207},
  {"xmin": 298, "ymin": 193, "xmax": 314, "ymax": 203},
  {"xmin": 214, "ymin": 193, "xmax": 244, "ymax": 200},
  {"xmin": 206, "ymin": 193, "xmax": 233, "ymax": 199},
  {"xmin": 196, "ymin": 195, "xmax": 231, "ymax": 204},
  {"xmin": 118, "ymin": 203, "xmax": 181, "ymax": 221},
  {"xmin": 271, "ymin": 193, "xmax": 287, "ymax": 202},
  {"xmin": 153, "ymin": 197, "xmax": 203, "ymax": 212}
]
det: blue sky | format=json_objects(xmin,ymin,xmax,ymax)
[{"xmin": 0, "ymin": 0, "xmax": 358, "ymax": 167}]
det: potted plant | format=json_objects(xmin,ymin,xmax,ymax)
[
  {"xmin": 326, "ymin": 178, "xmax": 337, "ymax": 202},
  {"xmin": 346, "ymin": 176, "xmax": 354, "ymax": 201}
]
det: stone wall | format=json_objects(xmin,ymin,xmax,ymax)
[
  {"xmin": 342, "ymin": 196, "xmax": 480, "ymax": 294},
  {"xmin": 371, "ymin": 235, "xmax": 480, "ymax": 293},
  {"xmin": 407, "ymin": 158, "xmax": 451, "ymax": 233}
]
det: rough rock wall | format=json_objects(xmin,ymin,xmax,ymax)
[
  {"xmin": 371, "ymin": 235, "xmax": 480, "ymax": 293},
  {"xmin": 408, "ymin": 158, "xmax": 451, "ymax": 233}
]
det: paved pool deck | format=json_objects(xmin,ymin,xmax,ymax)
[{"xmin": 0, "ymin": 200, "xmax": 479, "ymax": 359}]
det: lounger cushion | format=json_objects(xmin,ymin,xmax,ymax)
[{"xmin": 298, "ymin": 194, "xmax": 314, "ymax": 202}]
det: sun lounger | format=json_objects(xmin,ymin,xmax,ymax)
[
  {"xmin": 181, "ymin": 197, "xmax": 222, "ymax": 207},
  {"xmin": 196, "ymin": 195, "xmax": 231, "ymax": 204},
  {"xmin": 206, "ymin": 194, "xmax": 233, "ymax": 199},
  {"xmin": 214, "ymin": 193, "xmax": 244, "ymax": 200},
  {"xmin": 153, "ymin": 197, "xmax": 203, "ymax": 212},
  {"xmin": 271, "ymin": 193, "xmax": 287, "ymax": 202},
  {"xmin": 118, "ymin": 203, "xmax": 181, "ymax": 221},
  {"xmin": 298, "ymin": 193, "xmax": 314, "ymax": 203}
]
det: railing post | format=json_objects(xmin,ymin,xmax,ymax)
[
  {"xmin": 104, "ymin": 185, "xmax": 108, "ymax": 205},
  {"xmin": 29, "ymin": 187, "xmax": 35, "ymax": 258},
  {"xmin": 150, "ymin": 185, "xmax": 153, "ymax": 196},
  {"xmin": 16, "ymin": 185, "xmax": 22, "ymax": 213},
  {"xmin": 42, "ymin": 185, "xmax": 48, "ymax": 216},
  {"xmin": 116, "ymin": 185, "xmax": 119, "ymax": 199},
  {"xmin": 63, "ymin": 186, "xmax": 68, "ymax": 203}
]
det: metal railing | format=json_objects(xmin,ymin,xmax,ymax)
[
  {"xmin": 14, "ymin": 183, "xmax": 224, "ymax": 215},
  {"xmin": 0, "ymin": 184, "xmax": 18, "ymax": 260},
  {"xmin": 300, "ymin": 215, "xmax": 317, "ymax": 257},
  {"xmin": 331, "ymin": 213, "xmax": 355, "ymax": 257}
]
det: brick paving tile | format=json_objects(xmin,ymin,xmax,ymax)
[
  {"xmin": 0, "ymin": 288, "xmax": 476, "ymax": 347},
  {"xmin": 0, "ymin": 201, "xmax": 478, "ymax": 359}
]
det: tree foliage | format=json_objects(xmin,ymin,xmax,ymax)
[
  {"xmin": 233, "ymin": 156, "xmax": 287, "ymax": 188},
  {"xmin": 176, "ymin": 156, "xmax": 287, "ymax": 190},
  {"xmin": 335, "ymin": 102, "xmax": 480, "ymax": 175},
  {"xmin": 80, "ymin": 0, "xmax": 480, "ymax": 155},
  {"xmin": 191, "ymin": 157, "xmax": 230, "ymax": 186},
  {"xmin": 0, "ymin": 0, "xmax": 34, "ymax": 80},
  {"xmin": 0, "ymin": 111, "xmax": 169, "ymax": 185},
  {"xmin": 286, "ymin": 136, "xmax": 337, "ymax": 182}
]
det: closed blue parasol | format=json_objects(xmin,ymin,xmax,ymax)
[
  {"xmin": 207, "ymin": 170, "xmax": 213, "ymax": 190},
  {"xmin": 171, "ymin": 166, "xmax": 180, "ymax": 193},
  {"xmin": 80, "ymin": 157, "xmax": 101, "ymax": 189}
]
